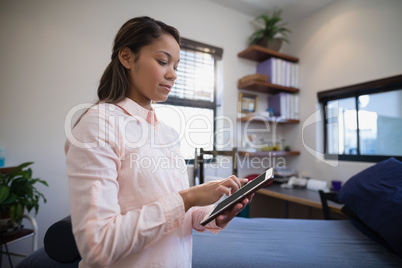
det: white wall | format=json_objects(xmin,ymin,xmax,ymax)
[
  {"xmin": 1, "ymin": 0, "xmax": 402, "ymax": 265},
  {"xmin": 0, "ymin": 0, "xmax": 254, "ymax": 264},
  {"xmin": 281, "ymin": 0, "xmax": 402, "ymax": 182}
]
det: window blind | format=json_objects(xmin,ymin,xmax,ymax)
[
  {"xmin": 157, "ymin": 38, "xmax": 223, "ymax": 159},
  {"xmin": 166, "ymin": 38, "xmax": 223, "ymax": 106}
]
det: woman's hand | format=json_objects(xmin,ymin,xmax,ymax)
[
  {"xmin": 215, "ymin": 194, "xmax": 254, "ymax": 227},
  {"xmin": 179, "ymin": 175, "xmax": 248, "ymax": 212}
]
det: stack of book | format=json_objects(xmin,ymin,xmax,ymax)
[
  {"xmin": 238, "ymin": 73, "xmax": 268, "ymax": 84},
  {"xmin": 268, "ymin": 92, "xmax": 299, "ymax": 120},
  {"xmin": 256, "ymin": 58, "xmax": 299, "ymax": 88}
]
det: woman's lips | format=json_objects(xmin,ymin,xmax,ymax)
[{"xmin": 160, "ymin": 84, "xmax": 172, "ymax": 92}]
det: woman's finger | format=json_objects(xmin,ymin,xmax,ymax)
[
  {"xmin": 222, "ymin": 176, "xmax": 246, "ymax": 193},
  {"xmin": 217, "ymin": 185, "xmax": 232, "ymax": 196}
]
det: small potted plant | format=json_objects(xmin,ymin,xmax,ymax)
[
  {"xmin": 0, "ymin": 162, "xmax": 48, "ymax": 232},
  {"xmin": 249, "ymin": 9, "xmax": 291, "ymax": 51}
]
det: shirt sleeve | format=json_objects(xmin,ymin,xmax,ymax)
[
  {"xmin": 190, "ymin": 206, "xmax": 228, "ymax": 234},
  {"xmin": 65, "ymin": 108, "xmax": 185, "ymax": 267}
]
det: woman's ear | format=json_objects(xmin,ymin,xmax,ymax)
[{"xmin": 118, "ymin": 47, "xmax": 133, "ymax": 69}]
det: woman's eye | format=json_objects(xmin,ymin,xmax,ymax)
[{"xmin": 157, "ymin": 60, "xmax": 167, "ymax": 66}]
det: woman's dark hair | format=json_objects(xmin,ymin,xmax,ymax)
[{"xmin": 97, "ymin": 16, "xmax": 180, "ymax": 103}]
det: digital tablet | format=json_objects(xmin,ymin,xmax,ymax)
[{"xmin": 200, "ymin": 168, "xmax": 274, "ymax": 226}]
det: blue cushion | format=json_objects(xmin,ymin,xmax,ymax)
[{"xmin": 337, "ymin": 157, "xmax": 402, "ymax": 256}]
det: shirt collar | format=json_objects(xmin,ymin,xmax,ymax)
[{"xmin": 116, "ymin": 97, "xmax": 159, "ymax": 125}]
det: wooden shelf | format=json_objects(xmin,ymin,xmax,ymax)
[
  {"xmin": 236, "ymin": 45, "xmax": 301, "ymax": 162},
  {"xmin": 238, "ymin": 45, "xmax": 299, "ymax": 63},
  {"xmin": 237, "ymin": 45, "xmax": 300, "ymax": 94},
  {"xmin": 239, "ymin": 114, "xmax": 299, "ymax": 124},
  {"xmin": 238, "ymin": 151, "xmax": 300, "ymax": 157},
  {"xmin": 238, "ymin": 79, "xmax": 299, "ymax": 94}
]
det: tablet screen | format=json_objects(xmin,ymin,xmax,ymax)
[{"xmin": 201, "ymin": 168, "xmax": 273, "ymax": 226}]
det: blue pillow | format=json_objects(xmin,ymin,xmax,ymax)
[{"xmin": 337, "ymin": 157, "xmax": 402, "ymax": 256}]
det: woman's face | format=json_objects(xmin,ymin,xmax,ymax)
[{"xmin": 127, "ymin": 34, "xmax": 180, "ymax": 110}]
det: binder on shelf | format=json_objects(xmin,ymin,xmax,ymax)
[
  {"xmin": 268, "ymin": 93, "xmax": 299, "ymax": 120},
  {"xmin": 257, "ymin": 58, "xmax": 299, "ymax": 88},
  {"xmin": 257, "ymin": 58, "xmax": 275, "ymax": 84}
]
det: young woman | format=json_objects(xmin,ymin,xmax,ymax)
[{"xmin": 65, "ymin": 16, "xmax": 250, "ymax": 267}]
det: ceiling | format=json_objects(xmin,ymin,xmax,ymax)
[{"xmin": 210, "ymin": 0, "xmax": 337, "ymax": 23}]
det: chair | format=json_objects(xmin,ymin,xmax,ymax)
[
  {"xmin": 318, "ymin": 190, "xmax": 344, "ymax": 220},
  {"xmin": 14, "ymin": 216, "xmax": 80, "ymax": 268},
  {"xmin": 43, "ymin": 216, "xmax": 80, "ymax": 264},
  {"xmin": 1, "ymin": 214, "xmax": 38, "ymax": 268}
]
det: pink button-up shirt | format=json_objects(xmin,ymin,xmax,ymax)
[{"xmin": 65, "ymin": 98, "xmax": 222, "ymax": 267}]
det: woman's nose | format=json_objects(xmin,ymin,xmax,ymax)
[{"xmin": 166, "ymin": 67, "xmax": 177, "ymax": 81}]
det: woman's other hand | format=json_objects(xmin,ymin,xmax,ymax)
[
  {"xmin": 179, "ymin": 175, "xmax": 248, "ymax": 212},
  {"xmin": 215, "ymin": 193, "xmax": 254, "ymax": 227}
]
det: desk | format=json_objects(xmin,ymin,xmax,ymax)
[{"xmin": 250, "ymin": 184, "xmax": 346, "ymax": 219}]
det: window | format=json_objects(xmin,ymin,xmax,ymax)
[
  {"xmin": 318, "ymin": 74, "xmax": 402, "ymax": 162},
  {"xmin": 154, "ymin": 38, "xmax": 223, "ymax": 160}
]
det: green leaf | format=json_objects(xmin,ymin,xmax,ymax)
[
  {"xmin": 9, "ymin": 204, "xmax": 15, "ymax": 220},
  {"xmin": 4, "ymin": 193, "xmax": 17, "ymax": 204},
  {"xmin": 15, "ymin": 203, "xmax": 24, "ymax": 222},
  {"xmin": 249, "ymin": 8, "xmax": 291, "ymax": 46},
  {"xmin": 0, "ymin": 185, "xmax": 10, "ymax": 203},
  {"xmin": 0, "ymin": 161, "xmax": 48, "ymax": 222}
]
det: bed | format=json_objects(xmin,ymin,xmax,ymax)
[
  {"xmin": 191, "ymin": 155, "xmax": 402, "ymax": 267},
  {"xmin": 16, "ymin": 216, "xmax": 402, "ymax": 268},
  {"xmin": 192, "ymin": 217, "xmax": 402, "ymax": 267},
  {"xmin": 16, "ymin": 155, "xmax": 402, "ymax": 267}
]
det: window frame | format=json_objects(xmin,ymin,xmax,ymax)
[
  {"xmin": 160, "ymin": 38, "xmax": 223, "ymax": 162},
  {"xmin": 317, "ymin": 74, "xmax": 402, "ymax": 162}
]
